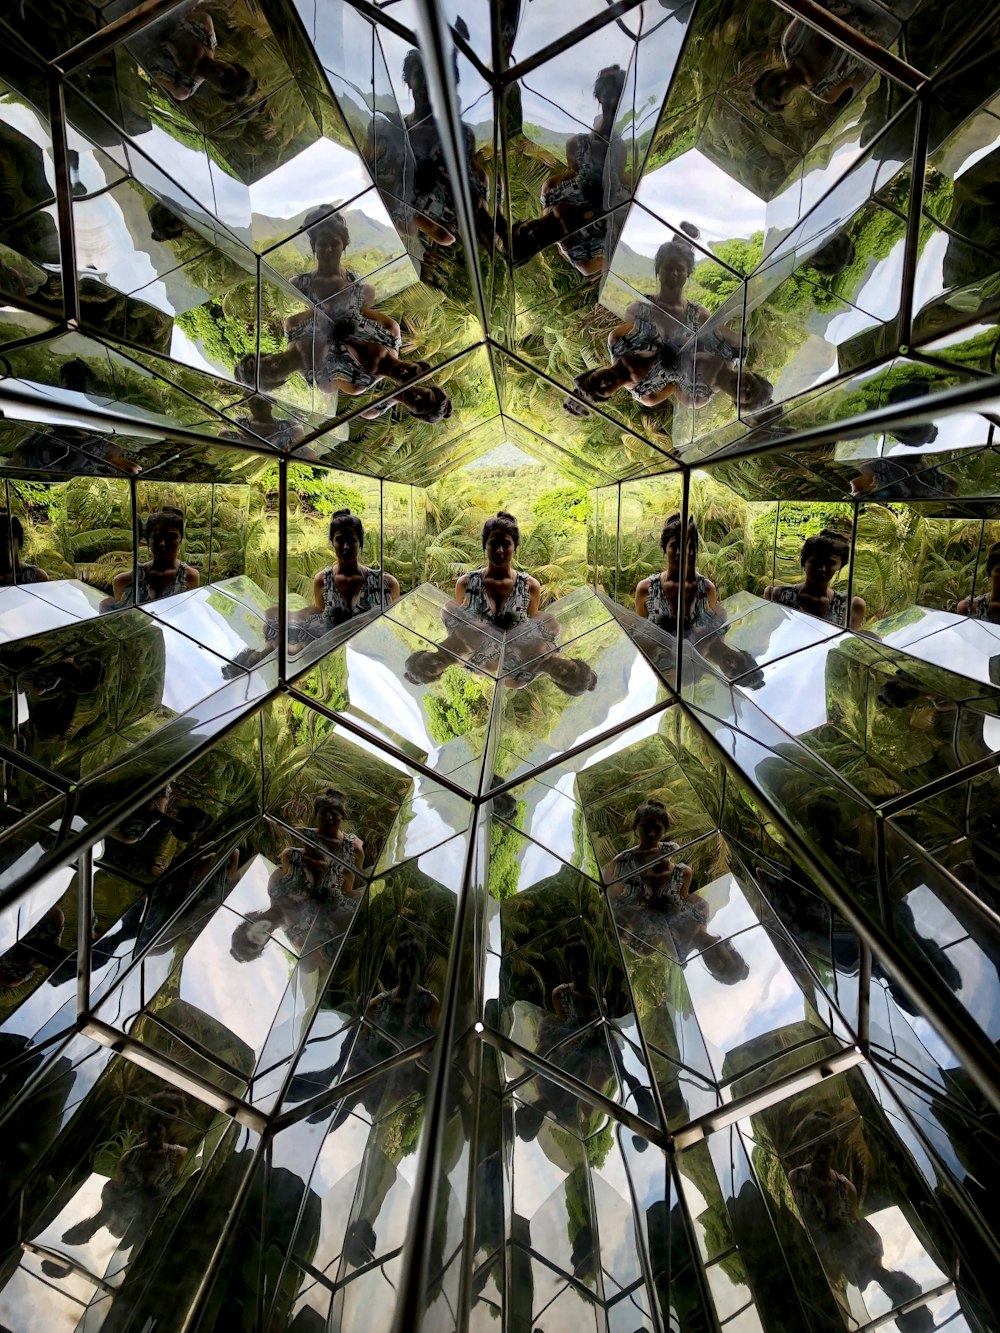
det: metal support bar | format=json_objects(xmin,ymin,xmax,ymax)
[
  {"xmin": 76, "ymin": 844, "xmax": 92, "ymax": 1019},
  {"xmin": 773, "ymin": 0, "xmax": 924, "ymax": 90},
  {"xmin": 56, "ymin": 0, "xmax": 188, "ymax": 73},
  {"xmin": 82, "ymin": 1017, "xmax": 269, "ymax": 1133},
  {"xmin": 672, "ymin": 1047, "xmax": 865, "ymax": 1149},
  {"xmin": 505, "ymin": 0, "xmax": 646, "ymax": 85},
  {"xmin": 277, "ymin": 455, "xmax": 288, "ymax": 681},
  {"xmin": 46, "ymin": 74, "xmax": 80, "ymax": 329},
  {"xmin": 270, "ymin": 1037, "xmax": 436, "ymax": 1131},
  {"xmin": 896, "ymin": 93, "xmax": 931, "ymax": 351}
]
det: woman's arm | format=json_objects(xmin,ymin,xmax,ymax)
[
  {"xmin": 312, "ymin": 569, "xmax": 327, "ymax": 613},
  {"xmin": 635, "ymin": 578, "xmax": 650, "ymax": 617},
  {"xmin": 184, "ymin": 564, "xmax": 200, "ymax": 589},
  {"xmin": 849, "ymin": 595, "xmax": 866, "ymax": 632},
  {"xmin": 677, "ymin": 864, "xmax": 694, "ymax": 898},
  {"xmin": 383, "ymin": 573, "xmax": 400, "ymax": 604},
  {"xmin": 111, "ymin": 569, "xmax": 132, "ymax": 602},
  {"xmin": 957, "ymin": 596, "xmax": 971, "ymax": 614},
  {"xmin": 526, "ymin": 575, "xmax": 541, "ymax": 618},
  {"xmin": 763, "ymin": 584, "xmax": 776, "ymax": 602},
  {"xmin": 454, "ymin": 572, "xmax": 470, "ymax": 605}
]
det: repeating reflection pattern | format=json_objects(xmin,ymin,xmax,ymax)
[{"xmin": 1, "ymin": 1, "xmax": 1000, "ymax": 1331}]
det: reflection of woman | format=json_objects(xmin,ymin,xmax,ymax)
[
  {"xmin": 604, "ymin": 798, "xmax": 692, "ymax": 911},
  {"xmin": 59, "ymin": 1114, "xmax": 187, "ymax": 1248},
  {"xmin": 629, "ymin": 223, "xmax": 745, "ymax": 364},
  {"xmin": 512, "ymin": 66, "xmax": 628, "ymax": 274},
  {"xmin": 223, "ymin": 396, "xmax": 305, "ymax": 451},
  {"xmin": 365, "ymin": 935, "xmax": 440, "ymax": 1036},
  {"xmin": 455, "ymin": 512, "xmax": 541, "ymax": 630},
  {"xmin": 12, "ymin": 426, "xmax": 140, "ymax": 476},
  {"xmin": 765, "ymin": 528, "xmax": 866, "ymax": 630},
  {"xmin": 958, "ymin": 542, "xmax": 1000, "ymax": 624},
  {"xmin": 106, "ymin": 507, "xmax": 199, "ymax": 609},
  {"xmin": 751, "ymin": 4, "xmax": 897, "ymax": 116},
  {"xmin": 308, "ymin": 509, "xmax": 399, "ymax": 627},
  {"xmin": 787, "ymin": 1110, "xmax": 932, "ymax": 1332},
  {"xmin": 0, "ymin": 512, "xmax": 47, "ymax": 586},
  {"xmin": 635, "ymin": 514, "xmax": 722, "ymax": 636},
  {"xmin": 136, "ymin": 3, "xmax": 257, "ymax": 104},
  {"xmin": 230, "ymin": 791, "xmax": 364, "ymax": 962}
]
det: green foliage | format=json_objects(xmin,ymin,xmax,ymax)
[{"xmin": 423, "ymin": 667, "xmax": 492, "ymax": 747}]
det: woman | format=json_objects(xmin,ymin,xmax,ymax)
[
  {"xmin": 0, "ymin": 512, "xmax": 47, "ymax": 586},
  {"xmin": 958, "ymin": 542, "xmax": 1000, "ymax": 624},
  {"xmin": 235, "ymin": 511, "xmax": 398, "ymax": 673},
  {"xmin": 750, "ymin": 4, "xmax": 898, "ymax": 116},
  {"xmin": 230, "ymin": 790, "xmax": 364, "ymax": 962},
  {"xmin": 136, "ymin": 3, "xmax": 258, "ymax": 105},
  {"xmin": 107, "ymin": 507, "xmax": 199, "ymax": 608},
  {"xmin": 603, "ymin": 798, "xmax": 693, "ymax": 913},
  {"xmin": 309, "ymin": 510, "xmax": 399, "ymax": 628},
  {"xmin": 455, "ymin": 511, "xmax": 542, "ymax": 630},
  {"xmin": 635, "ymin": 513, "xmax": 722, "ymax": 637},
  {"xmin": 234, "ymin": 330, "xmax": 452, "ymax": 425},
  {"xmin": 765, "ymin": 528, "xmax": 866, "ymax": 630},
  {"xmin": 511, "ymin": 65, "xmax": 629, "ymax": 274},
  {"xmin": 786, "ymin": 1110, "xmax": 932, "ymax": 1331},
  {"xmin": 223, "ymin": 396, "xmax": 305, "ymax": 452},
  {"xmin": 364, "ymin": 934, "xmax": 440, "ymax": 1036}
]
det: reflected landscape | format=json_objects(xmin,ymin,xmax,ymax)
[{"xmin": 1, "ymin": 1, "xmax": 999, "ymax": 1331}]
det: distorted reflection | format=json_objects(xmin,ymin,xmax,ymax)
[
  {"xmin": 102, "ymin": 507, "xmax": 199, "ymax": 611},
  {"xmin": 850, "ymin": 380, "xmax": 956, "ymax": 500},
  {"xmin": 119, "ymin": 1, "xmax": 258, "ymax": 106},
  {"xmin": 569, "ymin": 222, "xmax": 771, "ymax": 417},
  {"xmin": 236, "ymin": 207, "xmax": 451, "ymax": 423},
  {"xmin": 0, "ymin": 512, "xmax": 47, "ymax": 588},
  {"xmin": 221, "ymin": 396, "xmax": 305, "ymax": 451},
  {"xmin": 958, "ymin": 541, "xmax": 1000, "ymax": 624},
  {"xmin": 786, "ymin": 1109, "xmax": 935, "ymax": 1332},
  {"xmin": 511, "ymin": 65, "xmax": 629, "ymax": 272},
  {"xmin": 751, "ymin": 3, "xmax": 897, "ymax": 117},
  {"xmin": 764, "ymin": 527, "xmax": 865, "ymax": 629},
  {"xmin": 369, "ymin": 45, "xmax": 498, "ymax": 254},
  {"xmin": 636, "ymin": 513, "xmax": 721, "ymax": 634},
  {"xmin": 10, "ymin": 424, "xmax": 141, "ymax": 476},
  {"xmin": 52, "ymin": 1107, "xmax": 187, "ymax": 1255},
  {"xmin": 230, "ymin": 790, "xmax": 364, "ymax": 963}
]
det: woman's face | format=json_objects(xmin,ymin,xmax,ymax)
[
  {"xmin": 485, "ymin": 530, "xmax": 515, "ymax": 566},
  {"xmin": 317, "ymin": 803, "xmax": 343, "ymax": 837},
  {"xmin": 803, "ymin": 550, "xmax": 841, "ymax": 587},
  {"xmin": 657, "ymin": 252, "xmax": 689, "ymax": 289},
  {"xmin": 587, "ymin": 367, "xmax": 623, "ymax": 398},
  {"xmin": 314, "ymin": 228, "xmax": 345, "ymax": 271},
  {"xmin": 637, "ymin": 815, "xmax": 667, "ymax": 845},
  {"xmin": 333, "ymin": 527, "xmax": 361, "ymax": 565},
  {"xmin": 150, "ymin": 524, "xmax": 182, "ymax": 565}
]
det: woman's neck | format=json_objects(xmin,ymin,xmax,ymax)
[
  {"xmin": 486, "ymin": 560, "xmax": 513, "ymax": 580},
  {"xmin": 801, "ymin": 576, "xmax": 829, "ymax": 597},
  {"xmin": 337, "ymin": 558, "xmax": 361, "ymax": 576},
  {"xmin": 656, "ymin": 282, "xmax": 686, "ymax": 309}
]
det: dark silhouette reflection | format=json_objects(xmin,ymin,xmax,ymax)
[
  {"xmin": 0, "ymin": 906, "xmax": 65, "ymax": 994},
  {"xmin": 10, "ymin": 425, "xmax": 141, "ymax": 476},
  {"xmin": 751, "ymin": 3, "xmax": 898, "ymax": 116},
  {"xmin": 287, "ymin": 934, "xmax": 439, "ymax": 1126},
  {"xmin": 233, "ymin": 508, "xmax": 397, "ymax": 672},
  {"xmin": 102, "ymin": 507, "xmax": 199, "ymax": 611},
  {"xmin": 605, "ymin": 798, "xmax": 749, "ymax": 980},
  {"xmin": 567, "ymin": 223, "xmax": 771, "ymax": 417},
  {"xmin": 368, "ymin": 45, "xmax": 498, "ymax": 253},
  {"xmin": 106, "ymin": 783, "xmax": 207, "ymax": 850},
  {"xmin": 958, "ymin": 542, "xmax": 1000, "ymax": 624},
  {"xmin": 0, "ymin": 512, "xmax": 47, "ymax": 587},
  {"xmin": 235, "ymin": 208, "xmax": 451, "ymax": 423},
  {"xmin": 123, "ymin": 1, "xmax": 257, "ymax": 105},
  {"xmin": 787, "ymin": 1110, "xmax": 934, "ymax": 1332},
  {"xmin": 230, "ymin": 790, "xmax": 364, "ymax": 963},
  {"xmin": 511, "ymin": 66, "xmax": 629, "ymax": 273},
  {"xmin": 513, "ymin": 940, "xmax": 616, "ymax": 1142},
  {"xmin": 765, "ymin": 528, "xmax": 865, "ymax": 629},
  {"xmin": 51, "ymin": 1109, "xmax": 187, "ymax": 1257},
  {"xmin": 851, "ymin": 380, "xmax": 955, "ymax": 500},
  {"xmin": 221, "ymin": 396, "xmax": 305, "ymax": 451}
]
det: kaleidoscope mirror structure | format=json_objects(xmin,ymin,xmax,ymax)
[{"xmin": 1, "ymin": 1, "xmax": 1000, "ymax": 1329}]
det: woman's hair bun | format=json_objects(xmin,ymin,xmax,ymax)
[
  {"xmin": 680, "ymin": 221, "xmax": 700, "ymax": 240},
  {"xmin": 497, "ymin": 510, "xmax": 515, "ymax": 519},
  {"xmin": 331, "ymin": 508, "xmax": 351, "ymax": 519}
]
